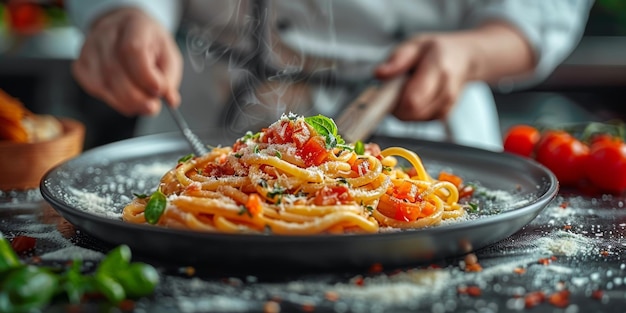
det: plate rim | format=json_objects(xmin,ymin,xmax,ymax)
[{"xmin": 40, "ymin": 131, "xmax": 559, "ymax": 244}]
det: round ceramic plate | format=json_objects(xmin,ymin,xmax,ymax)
[{"xmin": 41, "ymin": 132, "xmax": 558, "ymax": 270}]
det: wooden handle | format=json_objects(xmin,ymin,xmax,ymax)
[{"xmin": 335, "ymin": 76, "xmax": 406, "ymax": 143}]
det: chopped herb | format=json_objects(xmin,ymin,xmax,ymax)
[
  {"xmin": 267, "ymin": 184, "xmax": 286, "ymax": 199},
  {"xmin": 467, "ymin": 202, "xmax": 479, "ymax": 213},
  {"xmin": 242, "ymin": 131, "xmax": 261, "ymax": 141},
  {"xmin": 337, "ymin": 177, "xmax": 349, "ymax": 185},
  {"xmin": 196, "ymin": 168, "xmax": 203, "ymax": 175},
  {"xmin": 275, "ymin": 151, "xmax": 282, "ymax": 159},
  {"xmin": 178, "ymin": 153, "xmax": 195, "ymax": 163},
  {"xmin": 238, "ymin": 205, "xmax": 252, "ymax": 217},
  {"xmin": 253, "ymin": 145, "xmax": 260, "ymax": 154},
  {"xmin": 354, "ymin": 140, "xmax": 365, "ymax": 155},
  {"xmin": 383, "ymin": 166, "xmax": 393, "ymax": 172},
  {"xmin": 133, "ymin": 193, "xmax": 148, "ymax": 199},
  {"xmin": 234, "ymin": 153, "xmax": 243, "ymax": 158},
  {"xmin": 258, "ymin": 179, "xmax": 269, "ymax": 189}
]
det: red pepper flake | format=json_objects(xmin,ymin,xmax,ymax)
[
  {"xmin": 563, "ymin": 225, "xmax": 572, "ymax": 230},
  {"xmin": 263, "ymin": 300, "xmax": 281, "ymax": 313},
  {"xmin": 513, "ymin": 267, "xmax": 526, "ymax": 275},
  {"xmin": 524, "ymin": 291, "xmax": 546, "ymax": 308},
  {"xmin": 548, "ymin": 290, "xmax": 570, "ymax": 308},
  {"xmin": 551, "ymin": 256, "xmax": 557, "ymax": 261},
  {"xmin": 301, "ymin": 303, "xmax": 315, "ymax": 312},
  {"xmin": 182, "ymin": 266, "xmax": 196, "ymax": 276},
  {"xmin": 353, "ymin": 276, "xmax": 365, "ymax": 286},
  {"xmin": 324, "ymin": 291, "xmax": 339, "ymax": 302},
  {"xmin": 538, "ymin": 258, "xmax": 551, "ymax": 265},
  {"xmin": 458, "ymin": 285, "xmax": 481, "ymax": 297},
  {"xmin": 465, "ymin": 263, "xmax": 483, "ymax": 272},
  {"xmin": 600, "ymin": 250, "xmax": 610, "ymax": 257},
  {"xmin": 30, "ymin": 255, "xmax": 42, "ymax": 264},
  {"xmin": 466, "ymin": 286, "xmax": 482, "ymax": 297},
  {"xmin": 10, "ymin": 235, "xmax": 36, "ymax": 254},
  {"xmin": 591, "ymin": 289, "xmax": 604, "ymax": 300},
  {"xmin": 559, "ymin": 202, "xmax": 569, "ymax": 209},
  {"xmin": 368, "ymin": 262, "xmax": 383, "ymax": 273},
  {"xmin": 118, "ymin": 299, "xmax": 135, "ymax": 311}
]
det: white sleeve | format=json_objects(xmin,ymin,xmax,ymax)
[
  {"xmin": 463, "ymin": 0, "xmax": 594, "ymax": 91},
  {"xmin": 66, "ymin": 0, "xmax": 183, "ymax": 33}
]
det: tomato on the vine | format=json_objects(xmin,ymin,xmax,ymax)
[
  {"xmin": 585, "ymin": 138, "xmax": 626, "ymax": 194},
  {"xmin": 535, "ymin": 130, "xmax": 589, "ymax": 186},
  {"xmin": 503, "ymin": 125, "xmax": 540, "ymax": 157}
]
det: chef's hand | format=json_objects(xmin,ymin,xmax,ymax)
[
  {"xmin": 72, "ymin": 8, "xmax": 182, "ymax": 116},
  {"xmin": 375, "ymin": 22, "xmax": 534, "ymax": 121}
]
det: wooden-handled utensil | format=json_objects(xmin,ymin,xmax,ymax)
[{"xmin": 335, "ymin": 76, "xmax": 406, "ymax": 143}]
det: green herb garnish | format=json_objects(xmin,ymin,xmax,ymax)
[
  {"xmin": 354, "ymin": 140, "xmax": 365, "ymax": 155},
  {"xmin": 0, "ymin": 234, "xmax": 159, "ymax": 312},
  {"xmin": 304, "ymin": 115, "xmax": 345, "ymax": 149},
  {"xmin": 144, "ymin": 188, "xmax": 167, "ymax": 225},
  {"xmin": 178, "ymin": 153, "xmax": 195, "ymax": 163}
]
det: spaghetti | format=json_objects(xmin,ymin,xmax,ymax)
[{"xmin": 123, "ymin": 114, "xmax": 471, "ymax": 235}]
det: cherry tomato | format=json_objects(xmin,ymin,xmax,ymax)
[
  {"xmin": 503, "ymin": 125, "xmax": 540, "ymax": 157},
  {"xmin": 535, "ymin": 130, "xmax": 589, "ymax": 186},
  {"xmin": 589, "ymin": 133, "xmax": 618, "ymax": 148},
  {"xmin": 585, "ymin": 139, "xmax": 626, "ymax": 194}
]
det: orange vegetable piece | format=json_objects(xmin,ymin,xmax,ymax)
[{"xmin": 245, "ymin": 193, "xmax": 264, "ymax": 216}]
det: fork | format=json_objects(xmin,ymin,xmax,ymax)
[{"xmin": 165, "ymin": 103, "xmax": 209, "ymax": 156}]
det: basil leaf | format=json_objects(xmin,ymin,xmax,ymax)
[
  {"xmin": 144, "ymin": 189, "xmax": 167, "ymax": 225},
  {"xmin": 304, "ymin": 115, "xmax": 345, "ymax": 148}
]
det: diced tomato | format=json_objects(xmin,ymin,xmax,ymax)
[
  {"xmin": 351, "ymin": 158, "xmax": 370, "ymax": 176},
  {"xmin": 313, "ymin": 185, "xmax": 353, "ymax": 206},
  {"xmin": 438, "ymin": 172, "xmax": 463, "ymax": 188},
  {"xmin": 233, "ymin": 140, "xmax": 247, "ymax": 152},
  {"xmin": 419, "ymin": 201, "xmax": 436, "ymax": 217},
  {"xmin": 393, "ymin": 201, "xmax": 421, "ymax": 222},
  {"xmin": 290, "ymin": 120, "xmax": 311, "ymax": 148},
  {"xmin": 264, "ymin": 120, "xmax": 295, "ymax": 144},
  {"xmin": 458, "ymin": 185, "xmax": 475, "ymax": 199},
  {"xmin": 405, "ymin": 167, "xmax": 418, "ymax": 177},
  {"xmin": 298, "ymin": 136, "xmax": 329, "ymax": 167},
  {"xmin": 392, "ymin": 181, "xmax": 417, "ymax": 202}
]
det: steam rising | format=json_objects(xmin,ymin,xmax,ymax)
[{"xmin": 184, "ymin": 1, "xmax": 339, "ymax": 137}]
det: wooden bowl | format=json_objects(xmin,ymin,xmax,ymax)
[{"xmin": 0, "ymin": 118, "xmax": 85, "ymax": 190}]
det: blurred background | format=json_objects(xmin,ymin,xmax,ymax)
[{"xmin": 0, "ymin": 0, "xmax": 625, "ymax": 150}]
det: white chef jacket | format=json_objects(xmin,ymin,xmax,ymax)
[{"xmin": 67, "ymin": 0, "xmax": 593, "ymax": 151}]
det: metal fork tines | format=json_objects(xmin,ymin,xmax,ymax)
[{"xmin": 166, "ymin": 104, "xmax": 209, "ymax": 156}]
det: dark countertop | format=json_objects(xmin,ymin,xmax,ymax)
[{"xmin": 1, "ymin": 187, "xmax": 626, "ymax": 313}]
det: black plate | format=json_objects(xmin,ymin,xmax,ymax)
[{"xmin": 41, "ymin": 132, "xmax": 558, "ymax": 270}]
